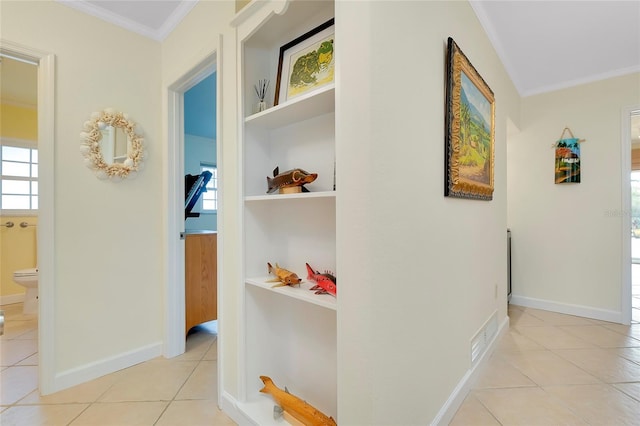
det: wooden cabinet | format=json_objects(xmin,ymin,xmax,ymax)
[{"xmin": 185, "ymin": 232, "xmax": 217, "ymax": 333}]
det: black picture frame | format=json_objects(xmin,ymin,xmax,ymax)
[{"xmin": 274, "ymin": 18, "xmax": 335, "ymax": 106}]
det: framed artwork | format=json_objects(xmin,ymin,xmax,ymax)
[
  {"xmin": 274, "ymin": 18, "xmax": 335, "ymax": 106},
  {"xmin": 445, "ymin": 37, "xmax": 495, "ymax": 200}
]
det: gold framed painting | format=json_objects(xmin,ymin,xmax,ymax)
[
  {"xmin": 274, "ymin": 18, "xmax": 335, "ymax": 106},
  {"xmin": 445, "ymin": 37, "xmax": 495, "ymax": 201}
]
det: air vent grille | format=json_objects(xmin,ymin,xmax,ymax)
[{"xmin": 470, "ymin": 311, "xmax": 498, "ymax": 365}]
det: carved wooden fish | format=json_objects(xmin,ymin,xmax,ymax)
[
  {"xmin": 260, "ymin": 376, "xmax": 337, "ymax": 426},
  {"xmin": 266, "ymin": 262, "xmax": 302, "ymax": 287},
  {"xmin": 267, "ymin": 166, "xmax": 317, "ymax": 194}
]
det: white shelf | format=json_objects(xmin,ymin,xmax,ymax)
[
  {"xmin": 239, "ymin": 1, "xmax": 337, "ymax": 422},
  {"xmin": 237, "ymin": 397, "xmax": 289, "ymax": 426},
  {"xmin": 245, "ymin": 190, "xmax": 336, "ymax": 202},
  {"xmin": 245, "ymin": 85, "xmax": 335, "ymax": 130},
  {"xmin": 246, "ymin": 277, "xmax": 337, "ymax": 311}
]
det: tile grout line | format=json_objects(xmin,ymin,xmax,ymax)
[
  {"xmin": 151, "ymin": 336, "xmax": 213, "ymax": 425},
  {"xmin": 476, "ymin": 305, "xmax": 631, "ymax": 426}
]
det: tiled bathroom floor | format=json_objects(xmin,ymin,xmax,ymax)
[
  {"xmin": 3, "ymin": 301, "xmax": 640, "ymax": 425},
  {"xmin": 0, "ymin": 303, "xmax": 236, "ymax": 425},
  {"xmin": 450, "ymin": 304, "xmax": 640, "ymax": 425}
]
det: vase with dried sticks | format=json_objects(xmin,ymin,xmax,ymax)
[{"xmin": 254, "ymin": 79, "xmax": 269, "ymax": 113}]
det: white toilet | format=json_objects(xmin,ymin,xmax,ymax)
[{"xmin": 13, "ymin": 268, "xmax": 38, "ymax": 315}]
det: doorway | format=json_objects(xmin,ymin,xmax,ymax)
[
  {"xmin": 0, "ymin": 41, "xmax": 55, "ymax": 394},
  {"xmin": 0, "ymin": 56, "xmax": 38, "ymax": 302},
  {"xmin": 164, "ymin": 43, "xmax": 221, "ymax": 405},
  {"xmin": 630, "ymin": 110, "xmax": 640, "ymax": 324}
]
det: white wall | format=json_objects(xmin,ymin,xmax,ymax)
[
  {"xmin": 508, "ymin": 73, "xmax": 640, "ymax": 321},
  {"xmin": 1, "ymin": 0, "xmax": 163, "ymax": 385},
  {"xmin": 336, "ymin": 1, "xmax": 520, "ymax": 423}
]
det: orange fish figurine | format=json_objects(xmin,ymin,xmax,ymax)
[
  {"xmin": 266, "ymin": 263, "xmax": 302, "ymax": 287},
  {"xmin": 259, "ymin": 376, "xmax": 337, "ymax": 426}
]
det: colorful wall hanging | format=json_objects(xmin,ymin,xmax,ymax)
[{"xmin": 553, "ymin": 127, "xmax": 585, "ymax": 184}]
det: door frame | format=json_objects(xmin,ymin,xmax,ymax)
[
  {"xmin": 1, "ymin": 40, "xmax": 56, "ymax": 393},
  {"xmin": 164, "ymin": 41, "xmax": 221, "ymax": 360},
  {"xmin": 621, "ymin": 104, "xmax": 639, "ymax": 325}
]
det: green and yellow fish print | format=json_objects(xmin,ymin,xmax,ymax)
[{"xmin": 287, "ymin": 35, "xmax": 334, "ymax": 100}]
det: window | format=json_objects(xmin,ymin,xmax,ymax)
[
  {"xmin": 201, "ymin": 163, "xmax": 217, "ymax": 212},
  {"xmin": 1, "ymin": 144, "xmax": 38, "ymax": 211}
]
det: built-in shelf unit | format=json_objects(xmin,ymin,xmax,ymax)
[{"xmin": 234, "ymin": 0, "xmax": 337, "ymax": 423}]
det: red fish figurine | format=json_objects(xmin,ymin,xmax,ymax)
[{"xmin": 305, "ymin": 263, "xmax": 337, "ymax": 296}]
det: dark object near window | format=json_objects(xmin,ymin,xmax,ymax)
[{"xmin": 185, "ymin": 171, "xmax": 212, "ymax": 219}]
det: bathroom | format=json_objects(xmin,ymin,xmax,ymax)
[{"xmin": 0, "ymin": 56, "xmax": 39, "ymax": 314}]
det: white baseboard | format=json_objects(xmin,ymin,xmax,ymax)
[
  {"xmin": 51, "ymin": 341, "xmax": 163, "ymax": 394},
  {"xmin": 432, "ymin": 316, "xmax": 510, "ymax": 426},
  {"xmin": 221, "ymin": 391, "xmax": 254, "ymax": 426},
  {"xmin": 221, "ymin": 317, "xmax": 510, "ymax": 426},
  {"xmin": 510, "ymin": 295, "xmax": 622, "ymax": 324},
  {"xmin": 0, "ymin": 293, "xmax": 25, "ymax": 306}
]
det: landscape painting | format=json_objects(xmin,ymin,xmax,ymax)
[{"xmin": 445, "ymin": 37, "xmax": 495, "ymax": 200}]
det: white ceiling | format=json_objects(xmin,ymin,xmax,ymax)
[
  {"xmin": 54, "ymin": 0, "xmax": 198, "ymax": 41},
  {"xmin": 49, "ymin": 0, "xmax": 640, "ymax": 98},
  {"xmin": 471, "ymin": 0, "xmax": 640, "ymax": 97}
]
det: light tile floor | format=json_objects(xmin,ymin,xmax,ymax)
[
  {"xmin": 450, "ymin": 304, "xmax": 640, "ymax": 425},
  {"xmin": 4, "ymin": 293, "xmax": 640, "ymax": 425},
  {"xmin": 0, "ymin": 303, "xmax": 236, "ymax": 425}
]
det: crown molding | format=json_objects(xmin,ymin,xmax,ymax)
[
  {"xmin": 519, "ymin": 65, "xmax": 640, "ymax": 98},
  {"xmin": 55, "ymin": 0, "xmax": 198, "ymax": 41},
  {"xmin": 157, "ymin": 1, "xmax": 199, "ymax": 40}
]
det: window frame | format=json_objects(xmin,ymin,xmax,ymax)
[
  {"xmin": 1, "ymin": 138, "xmax": 39, "ymax": 216},
  {"xmin": 199, "ymin": 163, "xmax": 218, "ymax": 213}
]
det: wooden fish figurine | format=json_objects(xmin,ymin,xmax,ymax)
[
  {"xmin": 267, "ymin": 166, "xmax": 317, "ymax": 194},
  {"xmin": 266, "ymin": 262, "xmax": 302, "ymax": 287},
  {"xmin": 260, "ymin": 376, "xmax": 337, "ymax": 426},
  {"xmin": 306, "ymin": 263, "xmax": 337, "ymax": 297}
]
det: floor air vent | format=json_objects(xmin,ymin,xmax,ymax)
[{"xmin": 470, "ymin": 311, "xmax": 498, "ymax": 365}]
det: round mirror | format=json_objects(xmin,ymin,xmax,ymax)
[{"xmin": 80, "ymin": 108, "xmax": 145, "ymax": 180}]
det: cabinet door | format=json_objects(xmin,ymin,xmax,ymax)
[{"xmin": 185, "ymin": 233, "xmax": 217, "ymax": 333}]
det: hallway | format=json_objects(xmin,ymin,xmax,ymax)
[
  {"xmin": 3, "ymin": 302, "xmax": 640, "ymax": 424},
  {"xmin": 451, "ymin": 304, "xmax": 640, "ymax": 425}
]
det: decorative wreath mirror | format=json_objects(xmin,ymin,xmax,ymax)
[{"xmin": 79, "ymin": 108, "xmax": 146, "ymax": 180}]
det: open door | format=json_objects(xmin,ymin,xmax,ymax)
[{"xmin": 165, "ymin": 51, "xmax": 218, "ymax": 357}]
